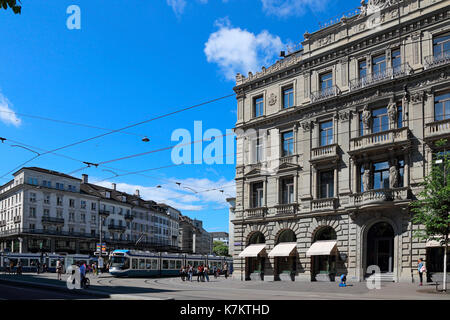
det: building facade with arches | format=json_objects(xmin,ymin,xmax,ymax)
[{"xmin": 232, "ymin": 0, "xmax": 450, "ymax": 282}]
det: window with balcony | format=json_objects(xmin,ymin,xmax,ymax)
[
  {"xmin": 397, "ymin": 103, "xmax": 403, "ymax": 128},
  {"xmin": 253, "ymin": 96, "xmax": 264, "ymax": 118},
  {"xmin": 281, "ymin": 131, "xmax": 294, "ymax": 157},
  {"xmin": 283, "ymin": 86, "xmax": 294, "ymax": 108},
  {"xmin": 392, "ymin": 49, "xmax": 401, "ymax": 73},
  {"xmin": 320, "ymin": 72, "xmax": 333, "ymax": 93},
  {"xmin": 319, "ymin": 120, "xmax": 333, "ymax": 146},
  {"xmin": 358, "ymin": 60, "xmax": 367, "ymax": 80},
  {"xmin": 433, "ymin": 33, "xmax": 450, "ymax": 60},
  {"xmin": 281, "ymin": 177, "xmax": 294, "ymax": 204},
  {"xmin": 434, "ymin": 92, "xmax": 450, "ymax": 121},
  {"xmin": 251, "ymin": 182, "xmax": 264, "ymax": 208},
  {"xmin": 373, "ymin": 161, "xmax": 390, "ymax": 190},
  {"xmin": 372, "ymin": 107, "xmax": 389, "ymax": 133},
  {"xmin": 372, "ymin": 54, "xmax": 387, "ymax": 78},
  {"xmin": 319, "ymin": 170, "xmax": 334, "ymax": 199}
]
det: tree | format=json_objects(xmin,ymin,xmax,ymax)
[
  {"xmin": 410, "ymin": 139, "xmax": 450, "ymax": 291},
  {"xmin": 213, "ymin": 240, "xmax": 229, "ymax": 257},
  {"xmin": 0, "ymin": 0, "xmax": 21, "ymax": 14}
]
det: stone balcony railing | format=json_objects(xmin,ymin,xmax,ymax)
[
  {"xmin": 99, "ymin": 209, "xmax": 110, "ymax": 217},
  {"xmin": 349, "ymin": 64, "xmax": 411, "ymax": 91},
  {"xmin": 311, "ymin": 198, "xmax": 337, "ymax": 211},
  {"xmin": 424, "ymin": 51, "xmax": 450, "ymax": 69},
  {"xmin": 310, "ymin": 85, "xmax": 340, "ymax": 103},
  {"xmin": 41, "ymin": 216, "xmax": 65, "ymax": 225},
  {"xmin": 108, "ymin": 224, "xmax": 127, "ymax": 232},
  {"xmin": 349, "ymin": 127, "xmax": 409, "ymax": 153},
  {"xmin": 311, "ymin": 144, "xmax": 339, "ymax": 162},
  {"xmin": 280, "ymin": 155, "xmax": 297, "ymax": 165},
  {"xmin": 0, "ymin": 220, "xmax": 6, "ymax": 227},
  {"xmin": 245, "ymin": 207, "xmax": 267, "ymax": 218},
  {"xmin": 275, "ymin": 203, "xmax": 298, "ymax": 215},
  {"xmin": 349, "ymin": 187, "xmax": 409, "ymax": 207},
  {"xmin": 425, "ymin": 118, "xmax": 450, "ymax": 140},
  {"xmin": 13, "ymin": 216, "xmax": 21, "ymax": 223}
]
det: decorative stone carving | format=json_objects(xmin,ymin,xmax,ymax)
[
  {"xmin": 363, "ymin": 165, "xmax": 371, "ymax": 192},
  {"xmin": 362, "ymin": 105, "xmax": 372, "ymax": 132},
  {"xmin": 389, "ymin": 159, "xmax": 399, "ymax": 189},
  {"xmin": 411, "ymin": 91, "xmax": 424, "ymax": 103},
  {"xmin": 268, "ymin": 93, "xmax": 277, "ymax": 106},
  {"xmin": 387, "ymin": 97, "xmax": 397, "ymax": 128},
  {"xmin": 339, "ymin": 110, "xmax": 351, "ymax": 122},
  {"xmin": 301, "ymin": 121, "xmax": 312, "ymax": 132}
]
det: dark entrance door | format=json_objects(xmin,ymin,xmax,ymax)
[{"xmin": 367, "ymin": 222, "xmax": 394, "ymax": 273}]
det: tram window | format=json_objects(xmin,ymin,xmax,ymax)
[
  {"xmin": 139, "ymin": 259, "xmax": 145, "ymax": 269},
  {"xmin": 20, "ymin": 259, "xmax": 29, "ymax": 267},
  {"xmin": 146, "ymin": 259, "xmax": 152, "ymax": 270},
  {"xmin": 132, "ymin": 258, "xmax": 138, "ymax": 270},
  {"xmin": 218, "ymin": 262, "xmax": 222, "ymax": 268},
  {"xmin": 176, "ymin": 260, "xmax": 182, "ymax": 269},
  {"xmin": 30, "ymin": 259, "xmax": 39, "ymax": 267},
  {"xmin": 163, "ymin": 260, "xmax": 169, "ymax": 270},
  {"xmin": 169, "ymin": 260, "xmax": 175, "ymax": 269},
  {"xmin": 152, "ymin": 260, "xmax": 158, "ymax": 269},
  {"xmin": 188, "ymin": 261, "xmax": 194, "ymax": 267},
  {"xmin": 50, "ymin": 259, "xmax": 57, "ymax": 267},
  {"xmin": 123, "ymin": 258, "xmax": 130, "ymax": 269}
]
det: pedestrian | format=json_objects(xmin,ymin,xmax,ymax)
[
  {"xmin": 42, "ymin": 262, "xmax": 47, "ymax": 273},
  {"xmin": 188, "ymin": 265, "xmax": 193, "ymax": 282},
  {"xmin": 16, "ymin": 260, "xmax": 22, "ymax": 275},
  {"xmin": 4, "ymin": 257, "xmax": 10, "ymax": 274},
  {"xmin": 180, "ymin": 266, "xmax": 186, "ymax": 281},
  {"xmin": 80, "ymin": 262, "xmax": 86, "ymax": 288},
  {"xmin": 204, "ymin": 265, "xmax": 210, "ymax": 282},
  {"xmin": 418, "ymin": 258, "xmax": 426, "ymax": 286},
  {"xmin": 56, "ymin": 259, "xmax": 63, "ymax": 280},
  {"xmin": 197, "ymin": 265, "xmax": 203, "ymax": 282},
  {"xmin": 9, "ymin": 260, "xmax": 14, "ymax": 275},
  {"xmin": 213, "ymin": 265, "xmax": 217, "ymax": 278},
  {"xmin": 223, "ymin": 262, "xmax": 228, "ymax": 279}
]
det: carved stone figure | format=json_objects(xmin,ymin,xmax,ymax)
[
  {"xmin": 363, "ymin": 167, "xmax": 370, "ymax": 192},
  {"xmin": 362, "ymin": 105, "xmax": 371, "ymax": 132},
  {"xmin": 268, "ymin": 93, "xmax": 277, "ymax": 106},
  {"xmin": 389, "ymin": 161, "xmax": 399, "ymax": 189},
  {"xmin": 387, "ymin": 98, "xmax": 397, "ymax": 128}
]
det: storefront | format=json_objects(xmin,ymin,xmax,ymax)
[{"xmin": 307, "ymin": 226, "xmax": 338, "ymax": 281}]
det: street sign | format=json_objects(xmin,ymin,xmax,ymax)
[{"xmin": 96, "ymin": 243, "xmax": 106, "ymax": 252}]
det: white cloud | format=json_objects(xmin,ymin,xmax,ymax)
[
  {"xmin": 261, "ymin": 0, "xmax": 328, "ymax": 17},
  {"xmin": 166, "ymin": 0, "xmax": 187, "ymax": 16},
  {"xmin": 0, "ymin": 93, "xmax": 21, "ymax": 127},
  {"xmin": 95, "ymin": 176, "xmax": 235, "ymax": 212},
  {"xmin": 204, "ymin": 18, "xmax": 284, "ymax": 80}
]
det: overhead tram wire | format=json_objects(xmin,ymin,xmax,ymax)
[{"xmin": 0, "ymin": 93, "xmax": 235, "ymax": 179}]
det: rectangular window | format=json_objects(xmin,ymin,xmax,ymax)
[
  {"xmin": 251, "ymin": 182, "xmax": 264, "ymax": 208},
  {"xmin": 281, "ymin": 131, "xmax": 294, "ymax": 157},
  {"xmin": 139, "ymin": 259, "xmax": 145, "ymax": 269},
  {"xmin": 283, "ymin": 86, "xmax": 294, "ymax": 108},
  {"xmin": 319, "ymin": 171, "xmax": 334, "ymax": 199},
  {"xmin": 373, "ymin": 161, "xmax": 390, "ymax": 190},
  {"xmin": 44, "ymin": 194, "xmax": 50, "ymax": 205},
  {"xmin": 69, "ymin": 199, "xmax": 75, "ymax": 208},
  {"xmin": 281, "ymin": 177, "xmax": 294, "ymax": 204},
  {"xmin": 358, "ymin": 60, "xmax": 367, "ymax": 79},
  {"xmin": 146, "ymin": 259, "xmax": 152, "ymax": 270},
  {"xmin": 359, "ymin": 112, "xmax": 364, "ymax": 137},
  {"xmin": 29, "ymin": 192, "xmax": 36, "ymax": 203},
  {"xmin": 397, "ymin": 103, "xmax": 403, "ymax": 128},
  {"xmin": 320, "ymin": 72, "xmax": 333, "ymax": 92},
  {"xmin": 162, "ymin": 260, "xmax": 169, "ymax": 270},
  {"xmin": 169, "ymin": 260, "xmax": 176, "ymax": 270},
  {"xmin": 254, "ymin": 96, "xmax": 264, "ymax": 118},
  {"xmin": 391, "ymin": 49, "xmax": 401, "ymax": 72},
  {"xmin": 372, "ymin": 107, "xmax": 389, "ymax": 133},
  {"xmin": 132, "ymin": 259, "xmax": 138, "ymax": 270},
  {"xmin": 91, "ymin": 203, "xmax": 96, "ymax": 211},
  {"xmin": 434, "ymin": 92, "xmax": 450, "ymax": 121},
  {"xmin": 152, "ymin": 260, "xmax": 158, "ymax": 269},
  {"xmin": 319, "ymin": 121, "xmax": 333, "ymax": 146},
  {"xmin": 57, "ymin": 196, "xmax": 63, "ymax": 206},
  {"xmin": 43, "ymin": 209, "xmax": 50, "ymax": 217},
  {"xmin": 433, "ymin": 33, "xmax": 450, "ymax": 59},
  {"xmin": 372, "ymin": 54, "xmax": 387, "ymax": 78},
  {"xmin": 80, "ymin": 200, "xmax": 86, "ymax": 209}
]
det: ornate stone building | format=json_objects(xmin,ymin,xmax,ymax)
[{"xmin": 232, "ymin": 0, "xmax": 450, "ymax": 282}]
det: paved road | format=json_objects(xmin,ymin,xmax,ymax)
[
  {"xmin": 13, "ymin": 273, "xmax": 449, "ymax": 300},
  {"xmin": 0, "ymin": 282, "xmax": 96, "ymax": 300}
]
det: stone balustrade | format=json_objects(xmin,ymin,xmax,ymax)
[
  {"xmin": 245, "ymin": 207, "xmax": 267, "ymax": 218},
  {"xmin": 349, "ymin": 187, "xmax": 409, "ymax": 207},
  {"xmin": 311, "ymin": 198, "xmax": 337, "ymax": 211},
  {"xmin": 425, "ymin": 118, "xmax": 450, "ymax": 140},
  {"xmin": 350, "ymin": 127, "xmax": 409, "ymax": 153},
  {"xmin": 311, "ymin": 144, "xmax": 338, "ymax": 162},
  {"xmin": 275, "ymin": 203, "xmax": 298, "ymax": 215}
]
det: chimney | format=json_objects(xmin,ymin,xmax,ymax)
[
  {"xmin": 112, "ymin": 183, "xmax": 116, "ymax": 191},
  {"xmin": 135, "ymin": 189, "xmax": 140, "ymax": 197},
  {"xmin": 82, "ymin": 174, "xmax": 88, "ymax": 184}
]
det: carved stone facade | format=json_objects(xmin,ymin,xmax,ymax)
[{"xmin": 232, "ymin": 0, "xmax": 450, "ymax": 283}]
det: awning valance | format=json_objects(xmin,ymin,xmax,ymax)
[
  {"xmin": 306, "ymin": 240, "xmax": 337, "ymax": 257},
  {"xmin": 268, "ymin": 242, "xmax": 297, "ymax": 257},
  {"xmin": 238, "ymin": 244, "xmax": 266, "ymax": 257}
]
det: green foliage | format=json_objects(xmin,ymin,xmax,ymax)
[
  {"xmin": 213, "ymin": 240, "xmax": 229, "ymax": 256},
  {"xmin": 410, "ymin": 139, "xmax": 450, "ymax": 244},
  {"xmin": 0, "ymin": 0, "xmax": 21, "ymax": 14}
]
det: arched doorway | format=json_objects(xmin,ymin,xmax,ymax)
[
  {"xmin": 246, "ymin": 232, "xmax": 266, "ymax": 280},
  {"xmin": 366, "ymin": 222, "xmax": 394, "ymax": 273},
  {"xmin": 312, "ymin": 226, "xmax": 337, "ymax": 281},
  {"xmin": 274, "ymin": 230, "xmax": 297, "ymax": 280}
]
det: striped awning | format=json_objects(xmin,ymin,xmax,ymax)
[
  {"xmin": 306, "ymin": 240, "xmax": 337, "ymax": 257},
  {"xmin": 238, "ymin": 244, "xmax": 266, "ymax": 257},
  {"xmin": 268, "ymin": 242, "xmax": 297, "ymax": 257}
]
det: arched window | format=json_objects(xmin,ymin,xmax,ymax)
[
  {"xmin": 314, "ymin": 226, "xmax": 337, "ymax": 242},
  {"xmin": 248, "ymin": 232, "xmax": 265, "ymax": 244},
  {"xmin": 277, "ymin": 229, "xmax": 297, "ymax": 244}
]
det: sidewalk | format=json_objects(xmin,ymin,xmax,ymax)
[{"xmin": 0, "ymin": 273, "xmax": 171, "ymax": 300}]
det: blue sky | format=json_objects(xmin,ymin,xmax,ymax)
[{"xmin": 0, "ymin": 0, "xmax": 359, "ymax": 232}]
